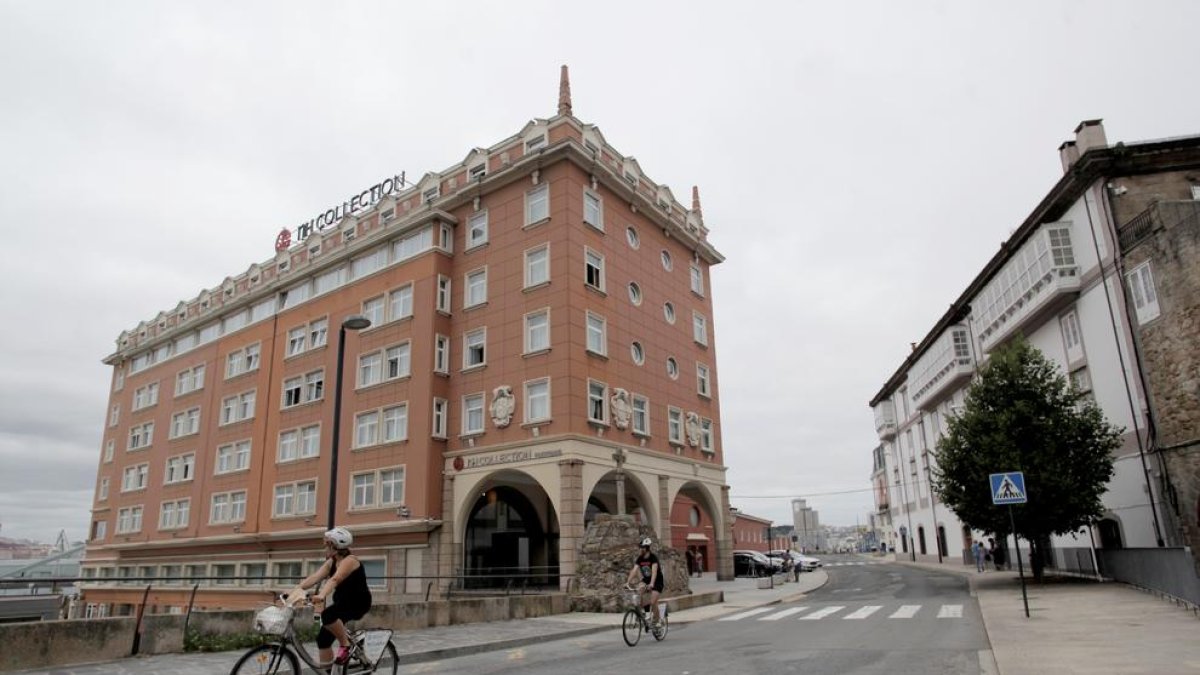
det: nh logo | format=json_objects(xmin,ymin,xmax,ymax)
[{"xmin": 990, "ymin": 472, "xmax": 1027, "ymax": 505}]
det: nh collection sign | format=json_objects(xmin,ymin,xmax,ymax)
[
  {"xmin": 452, "ymin": 448, "xmax": 564, "ymax": 471},
  {"xmin": 276, "ymin": 173, "xmax": 407, "ymax": 252}
]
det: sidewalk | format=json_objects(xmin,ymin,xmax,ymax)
[
  {"xmin": 11, "ymin": 571, "xmax": 828, "ymax": 674},
  {"xmin": 896, "ymin": 558, "xmax": 1200, "ymax": 675}
]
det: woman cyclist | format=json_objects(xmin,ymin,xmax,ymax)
[
  {"xmin": 625, "ymin": 537, "xmax": 664, "ymax": 628},
  {"xmin": 288, "ymin": 527, "xmax": 372, "ymax": 666}
]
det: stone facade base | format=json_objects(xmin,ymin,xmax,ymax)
[{"xmin": 569, "ymin": 514, "xmax": 689, "ymax": 612}]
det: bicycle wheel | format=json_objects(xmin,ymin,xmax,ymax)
[
  {"xmin": 371, "ymin": 641, "xmax": 399, "ymax": 675},
  {"xmin": 621, "ymin": 609, "xmax": 643, "ymax": 647},
  {"xmin": 653, "ymin": 613, "xmax": 669, "ymax": 641},
  {"xmin": 229, "ymin": 644, "xmax": 299, "ymax": 675}
]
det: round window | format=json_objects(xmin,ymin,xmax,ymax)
[
  {"xmin": 661, "ymin": 250, "xmax": 673, "ymax": 271},
  {"xmin": 663, "ymin": 302, "xmax": 676, "ymax": 324},
  {"xmin": 666, "ymin": 357, "xmax": 678, "ymax": 379},
  {"xmin": 628, "ymin": 282, "xmax": 642, "ymax": 306},
  {"xmin": 626, "ymin": 226, "xmax": 640, "ymax": 249},
  {"xmin": 689, "ymin": 506, "xmax": 701, "ymax": 527},
  {"xmin": 631, "ymin": 341, "xmax": 645, "ymax": 365}
]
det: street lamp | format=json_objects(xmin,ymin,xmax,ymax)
[{"xmin": 326, "ymin": 314, "xmax": 372, "ymax": 528}]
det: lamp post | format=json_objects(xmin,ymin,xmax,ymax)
[{"xmin": 326, "ymin": 314, "xmax": 372, "ymax": 528}]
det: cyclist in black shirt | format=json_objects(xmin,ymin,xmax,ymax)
[
  {"xmin": 288, "ymin": 527, "xmax": 373, "ymax": 667},
  {"xmin": 625, "ymin": 537, "xmax": 664, "ymax": 628}
]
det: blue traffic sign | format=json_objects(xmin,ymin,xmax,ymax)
[{"xmin": 990, "ymin": 472, "xmax": 1027, "ymax": 505}]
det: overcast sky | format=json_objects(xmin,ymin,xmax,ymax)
[{"xmin": 1, "ymin": 1, "xmax": 1198, "ymax": 544}]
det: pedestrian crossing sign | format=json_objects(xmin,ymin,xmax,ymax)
[{"xmin": 990, "ymin": 472, "xmax": 1027, "ymax": 505}]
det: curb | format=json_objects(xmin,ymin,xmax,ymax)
[{"xmin": 394, "ymin": 623, "xmax": 613, "ymax": 665}]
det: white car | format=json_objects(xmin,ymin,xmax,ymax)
[{"xmin": 769, "ymin": 550, "xmax": 822, "ymax": 572}]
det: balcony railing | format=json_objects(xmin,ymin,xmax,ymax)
[
  {"xmin": 1118, "ymin": 200, "xmax": 1200, "ymax": 252},
  {"xmin": 873, "ymin": 401, "xmax": 897, "ymax": 440},
  {"xmin": 909, "ymin": 325, "xmax": 974, "ymax": 411}
]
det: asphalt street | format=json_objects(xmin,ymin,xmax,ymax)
[{"xmin": 398, "ymin": 555, "xmax": 993, "ymax": 675}]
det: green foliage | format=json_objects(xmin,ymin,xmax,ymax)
[
  {"xmin": 932, "ymin": 337, "xmax": 1121, "ymax": 544},
  {"xmin": 184, "ymin": 619, "xmax": 318, "ymax": 653}
]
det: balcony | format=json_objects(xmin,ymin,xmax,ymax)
[
  {"xmin": 873, "ymin": 401, "xmax": 897, "ymax": 440},
  {"xmin": 974, "ymin": 223, "xmax": 1081, "ymax": 353},
  {"xmin": 910, "ymin": 325, "xmax": 974, "ymax": 411},
  {"xmin": 1118, "ymin": 200, "xmax": 1200, "ymax": 252}
]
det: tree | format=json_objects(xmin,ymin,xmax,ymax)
[{"xmin": 932, "ymin": 337, "xmax": 1121, "ymax": 581}]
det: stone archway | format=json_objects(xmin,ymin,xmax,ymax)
[
  {"xmin": 459, "ymin": 469, "xmax": 560, "ymax": 589},
  {"xmin": 584, "ymin": 469, "xmax": 657, "ymax": 533},
  {"xmin": 669, "ymin": 480, "xmax": 731, "ymax": 580}
]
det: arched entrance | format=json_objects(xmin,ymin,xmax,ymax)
[
  {"xmin": 670, "ymin": 481, "xmax": 725, "ymax": 578},
  {"xmin": 937, "ymin": 525, "xmax": 948, "ymax": 557},
  {"xmin": 462, "ymin": 470, "xmax": 559, "ymax": 589},
  {"xmin": 918, "ymin": 526, "xmax": 927, "ymax": 555},
  {"xmin": 584, "ymin": 470, "xmax": 654, "ymax": 531},
  {"xmin": 1097, "ymin": 518, "xmax": 1123, "ymax": 549}
]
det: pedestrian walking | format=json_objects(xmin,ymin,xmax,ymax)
[
  {"xmin": 972, "ymin": 541, "xmax": 985, "ymax": 572},
  {"xmin": 685, "ymin": 547, "xmax": 695, "ymax": 577},
  {"xmin": 695, "ymin": 550, "xmax": 704, "ymax": 578},
  {"xmin": 989, "ymin": 538, "xmax": 1005, "ymax": 570}
]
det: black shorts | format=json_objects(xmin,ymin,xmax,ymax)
[{"xmin": 316, "ymin": 603, "xmax": 369, "ymax": 648}]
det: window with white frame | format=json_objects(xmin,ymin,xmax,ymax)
[
  {"xmin": 525, "ymin": 244, "xmax": 550, "ymax": 287},
  {"xmin": 468, "ymin": 163, "xmax": 487, "ymax": 182},
  {"xmin": 110, "ymin": 404, "xmax": 120, "ymax": 427},
  {"xmin": 159, "ymin": 499, "xmax": 190, "ymax": 530},
  {"xmin": 380, "ymin": 342, "xmax": 410, "ymax": 380},
  {"xmin": 1061, "ymin": 310, "xmax": 1083, "ymax": 362},
  {"xmin": 583, "ymin": 190, "xmax": 603, "ymax": 229},
  {"xmin": 104, "ymin": 439, "xmax": 114, "ymax": 462},
  {"xmin": 362, "ymin": 295, "xmax": 385, "ymax": 327},
  {"xmin": 584, "ymin": 248, "xmax": 605, "ymax": 291},
  {"xmin": 467, "ymin": 211, "xmax": 488, "ymax": 248},
  {"xmin": 273, "ymin": 481, "xmax": 316, "ymax": 517},
  {"xmin": 462, "ymin": 393, "xmax": 485, "ymax": 435},
  {"xmin": 165, "ymin": 453, "xmax": 195, "ymax": 484},
  {"xmin": 282, "ymin": 371, "xmax": 323, "ymax": 408},
  {"xmin": 210, "ymin": 491, "xmax": 247, "ymax": 524},
  {"xmin": 170, "ymin": 407, "xmax": 200, "ymax": 438},
  {"xmin": 175, "ymin": 364, "xmax": 205, "ymax": 396},
  {"xmin": 132, "ymin": 383, "xmax": 159, "ymax": 411},
  {"xmin": 631, "ymin": 341, "xmax": 645, "ymax": 365},
  {"xmin": 436, "ymin": 275, "xmax": 452, "ymax": 313},
  {"xmin": 525, "ymin": 134, "xmax": 546, "ymax": 152},
  {"xmin": 278, "ymin": 424, "xmax": 320, "ymax": 462},
  {"xmin": 464, "ymin": 328, "xmax": 486, "ymax": 369},
  {"xmin": 439, "ymin": 222, "xmax": 453, "ymax": 252},
  {"xmin": 382, "ymin": 404, "xmax": 408, "ymax": 443},
  {"xmin": 690, "ymin": 263, "xmax": 705, "ymax": 296},
  {"xmin": 696, "ymin": 363, "xmax": 712, "ymax": 397},
  {"xmin": 432, "ymin": 398, "xmax": 448, "ymax": 439},
  {"xmin": 216, "ymin": 440, "xmax": 251, "ymax": 474},
  {"xmin": 1070, "ymin": 367, "xmax": 1095, "ymax": 404},
  {"xmin": 525, "ymin": 310, "xmax": 550, "ymax": 353},
  {"xmin": 286, "ymin": 318, "xmax": 328, "ymax": 356},
  {"xmin": 626, "ymin": 226, "xmax": 640, "ymax": 249},
  {"xmin": 98, "ymin": 477, "xmax": 109, "ymax": 501},
  {"xmin": 350, "ymin": 467, "xmax": 405, "ymax": 509},
  {"xmin": 287, "ymin": 326, "xmax": 307, "ymax": 356},
  {"xmin": 358, "ymin": 350, "xmax": 382, "ymax": 388},
  {"xmin": 116, "ymin": 506, "xmax": 143, "ymax": 534},
  {"xmin": 663, "ymin": 302, "xmax": 676, "ymax": 324},
  {"xmin": 1126, "ymin": 262, "xmax": 1161, "ymax": 324},
  {"xmin": 465, "ymin": 268, "xmax": 487, "ymax": 308},
  {"xmin": 309, "ymin": 318, "xmax": 328, "ymax": 348},
  {"xmin": 661, "ymin": 250, "xmax": 673, "ymax": 271},
  {"xmin": 526, "ymin": 184, "xmax": 549, "ymax": 224},
  {"xmin": 114, "ymin": 368, "xmax": 125, "ymax": 392},
  {"xmin": 92, "ymin": 520, "xmax": 108, "ymax": 541},
  {"xmin": 351, "ymin": 248, "xmax": 388, "ymax": 280},
  {"xmin": 388, "ymin": 284, "xmax": 414, "ymax": 322},
  {"xmin": 666, "ymin": 357, "xmax": 679, "ymax": 380},
  {"xmin": 586, "ymin": 312, "xmax": 607, "ymax": 355},
  {"xmin": 354, "ymin": 409, "xmax": 379, "ymax": 448},
  {"xmin": 121, "ymin": 463, "xmax": 149, "ymax": 492},
  {"xmin": 692, "ymin": 311, "xmax": 708, "ymax": 345},
  {"xmin": 700, "ymin": 418, "xmax": 714, "ymax": 453},
  {"xmin": 525, "ymin": 379, "xmax": 550, "ymax": 422},
  {"xmin": 225, "ymin": 343, "xmax": 261, "ymax": 379},
  {"xmin": 587, "ymin": 380, "xmax": 607, "ymax": 424},
  {"xmin": 628, "ymin": 282, "xmax": 642, "ymax": 306},
  {"xmin": 631, "ymin": 394, "xmax": 649, "ymax": 435},
  {"xmin": 434, "ymin": 335, "xmax": 450, "ymax": 374},
  {"xmin": 128, "ymin": 422, "xmax": 154, "ymax": 450},
  {"xmin": 221, "ymin": 391, "xmax": 255, "ymax": 425}
]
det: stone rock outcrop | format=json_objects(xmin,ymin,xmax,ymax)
[{"xmin": 569, "ymin": 514, "xmax": 689, "ymax": 612}]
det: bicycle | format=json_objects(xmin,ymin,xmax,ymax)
[
  {"xmin": 621, "ymin": 584, "xmax": 668, "ymax": 647},
  {"xmin": 229, "ymin": 593, "xmax": 398, "ymax": 675}
]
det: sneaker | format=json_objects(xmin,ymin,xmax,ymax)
[{"xmin": 335, "ymin": 645, "xmax": 352, "ymax": 665}]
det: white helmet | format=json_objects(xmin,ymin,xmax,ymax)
[
  {"xmin": 640, "ymin": 537, "xmax": 653, "ymax": 548},
  {"xmin": 324, "ymin": 527, "xmax": 353, "ymax": 549}
]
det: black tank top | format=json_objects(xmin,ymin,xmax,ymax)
[{"xmin": 332, "ymin": 558, "xmax": 372, "ymax": 610}]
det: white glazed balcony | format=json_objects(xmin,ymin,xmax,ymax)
[
  {"xmin": 873, "ymin": 401, "xmax": 897, "ymax": 440},
  {"xmin": 974, "ymin": 224, "xmax": 1081, "ymax": 354},
  {"xmin": 910, "ymin": 326, "xmax": 974, "ymax": 411}
]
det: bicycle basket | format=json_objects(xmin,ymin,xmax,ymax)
[
  {"xmin": 254, "ymin": 605, "xmax": 293, "ymax": 635},
  {"xmin": 624, "ymin": 591, "xmax": 641, "ymax": 608}
]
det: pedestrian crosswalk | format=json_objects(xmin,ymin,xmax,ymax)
[{"xmin": 719, "ymin": 603, "xmax": 965, "ymax": 622}]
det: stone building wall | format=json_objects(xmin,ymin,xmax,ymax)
[{"xmin": 569, "ymin": 514, "xmax": 688, "ymax": 612}]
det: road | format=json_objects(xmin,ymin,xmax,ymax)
[{"xmin": 400, "ymin": 555, "xmax": 993, "ymax": 675}]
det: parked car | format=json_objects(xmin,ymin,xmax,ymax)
[
  {"xmin": 732, "ymin": 550, "xmax": 773, "ymax": 577},
  {"xmin": 768, "ymin": 549, "xmax": 822, "ymax": 572}
]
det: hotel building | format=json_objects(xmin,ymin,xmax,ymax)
[{"xmin": 79, "ymin": 68, "xmax": 730, "ymax": 614}]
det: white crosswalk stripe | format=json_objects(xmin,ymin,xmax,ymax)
[
  {"xmin": 842, "ymin": 605, "xmax": 882, "ymax": 620},
  {"xmin": 799, "ymin": 605, "xmax": 845, "ymax": 620},
  {"xmin": 937, "ymin": 604, "xmax": 963, "ymax": 618},
  {"xmin": 719, "ymin": 607, "xmax": 775, "ymax": 622},
  {"xmin": 759, "ymin": 607, "xmax": 808, "ymax": 621},
  {"xmin": 889, "ymin": 605, "xmax": 921, "ymax": 619}
]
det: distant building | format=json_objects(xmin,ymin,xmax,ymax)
[{"xmin": 791, "ymin": 499, "xmax": 822, "ymax": 552}]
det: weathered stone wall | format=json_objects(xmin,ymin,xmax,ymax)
[{"xmin": 569, "ymin": 514, "xmax": 689, "ymax": 612}]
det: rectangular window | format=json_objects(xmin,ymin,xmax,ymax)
[
  {"xmin": 358, "ymin": 351, "xmax": 382, "ymax": 388},
  {"xmin": 170, "ymin": 407, "xmax": 200, "ymax": 438},
  {"xmin": 220, "ymin": 391, "xmax": 255, "ymax": 425},
  {"xmin": 526, "ymin": 184, "xmax": 549, "ymax": 224},
  {"xmin": 282, "ymin": 376, "xmax": 302, "ymax": 407},
  {"xmin": 110, "ymin": 404, "xmax": 120, "ymax": 427},
  {"xmin": 1071, "ymin": 367, "xmax": 1095, "ymax": 404},
  {"xmin": 525, "ymin": 244, "xmax": 550, "ymax": 287},
  {"xmin": 351, "ymin": 248, "xmax": 387, "ymax": 280},
  {"xmin": 584, "ymin": 248, "xmax": 605, "ymax": 291},
  {"xmin": 98, "ymin": 477, "xmax": 109, "ymax": 501},
  {"xmin": 696, "ymin": 363, "xmax": 712, "ymax": 397},
  {"xmin": 588, "ymin": 380, "xmax": 607, "ymax": 424},
  {"xmin": 92, "ymin": 520, "xmax": 107, "ymax": 541},
  {"xmin": 352, "ymin": 472, "xmax": 375, "ymax": 509},
  {"xmin": 380, "ymin": 468, "xmax": 405, "ymax": 506},
  {"xmin": 700, "ymin": 418, "xmax": 714, "ymax": 453},
  {"xmin": 432, "ymin": 398, "xmax": 448, "ymax": 439},
  {"xmin": 393, "ymin": 225, "xmax": 435, "ymax": 262},
  {"xmin": 132, "ymin": 383, "xmax": 159, "ymax": 411},
  {"xmin": 434, "ymin": 335, "xmax": 450, "ymax": 375},
  {"xmin": 525, "ymin": 379, "xmax": 550, "ymax": 422},
  {"xmin": 1126, "ymin": 262, "xmax": 1161, "ymax": 324},
  {"xmin": 436, "ymin": 275, "xmax": 452, "ymax": 313},
  {"xmin": 175, "ymin": 364, "xmax": 205, "ymax": 396},
  {"xmin": 165, "ymin": 453, "xmax": 195, "ymax": 484},
  {"xmin": 121, "ymin": 463, "xmax": 149, "ymax": 492},
  {"xmin": 114, "ymin": 368, "xmax": 125, "ymax": 392},
  {"xmin": 305, "ymin": 371, "xmax": 324, "ymax": 403},
  {"xmin": 216, "ymin": 441, "xmax": 251, "ymax": 474},
  {"xmin": 128, "ymin": 422, "xmax": 154, "ymax": 450},
  {"xmin": 1061, "ymin": 310, "xmax": 1083, "ymax": 361},
  {"xmin": 464, "ymin": 328, "xmax": 486, "ymax": 369},
  {"xmin": 355, "ymin": 410, "xmax": 380, "ymax": 448},
  {"xmin": 278, "ymin": 425, "xmax": 321, "ymax": 462},
  {"xmin": 274, "ymin": 481, "xmax": 317, "ymax": 517},
  {"xmin": 309, "ymin": 318, "xmax": 328, "ymax": 348},
  {"xmin": 668, "ymin": 407, "xmax": 683, "ymax": 444},
  {"xmin": 287, "ymin": 326, "xmax": 306, "ymax": 356},
  {"xmin": 465, "ymin": 268, "xmax": 487, "ymax": 308},
  {"xmin": 586, "ymin": 312, "xmax": 607, "ymax": 355},
  {"xmin": 278, "ymin": 429, "xmax": 298, "ymax": 462},
  {"xmin": 159, "ymin": 499, "xmax": 190, "ymax": 530},
  {"xmin": 525, "ymin": 310, "xmax": 550, "ymax": 353},
  {"xmin": 300, "ymin": 425, "xmax": 320, "ymax": 458},
  {"xmin": 104, "ymin": 439, "xmax": 114, "ymax": 462},
  {"xmin": 422, "ymin": 186, "xmax": 440, "ymax": 203},
  {"xmin": 690, "ymin": 263, "xmax": 705, "ymax": 296},
  {"xmin": 362, "ymin": 295, "xmax": 385, "ymax": 328},
  {"xmin": 116, "ymin": 506, "xmax": 143, "ymax": 534},
  {"xmin": 463, "ymin": 393, "xmax": 485, "ymax": 435},
  {"xmin": 350, "ymin": 467, "xmax": 405, "ymax": 509},
  {"xmin": 631, "ymin": 394, "xmax": 649, "ymax": 435},
  {"xmin": 210, "ymin": 491, "xmax": 247, "ymax": 524},
  {"xmin": 583, "ymin": 190, "xmax": 603, "ymax": 229},
  {"xmin": 388, "ymin": 284, "xmax": 413, "ymax": 321},
  {"xmin": 467, "ymin": 211, "xmax": 488, "ymax": 248},
  {"xmin": 225, "ymin": 343, "xmax": 260, "ymax": 378},
  {"xmin": 525, "ymin": 135, "xmax": 546, "ymax": 152},
  {"xmin": 385, "ymin": 343, "xmax": 411, "ymax": 380},
  {"xmin": 382, "ymin": 404, "xmax": 408, "ymax": 442},
  {"xmin": 693, "ymin": 312, "xmax": 708, "ymax": 346}
]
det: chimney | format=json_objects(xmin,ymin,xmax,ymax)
[
  {"xmin": 1074, "ymin": 119, "xmax": 1107, "ymax": 156},
  {"xmin": 557, "ymin": 65, "xmax": 572, "ymax": 117},
  {"xmin": 1058, "ymin": 140, "xmax": 1080, "ymax": 173}
]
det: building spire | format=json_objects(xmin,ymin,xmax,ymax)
[
  {"xmin": 557, "ymin": 65, "xmax": 572, "ymax": 117},
  {"xmin": 692, "ymin": 185, "xmax": 703, "ymax": 219}
]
